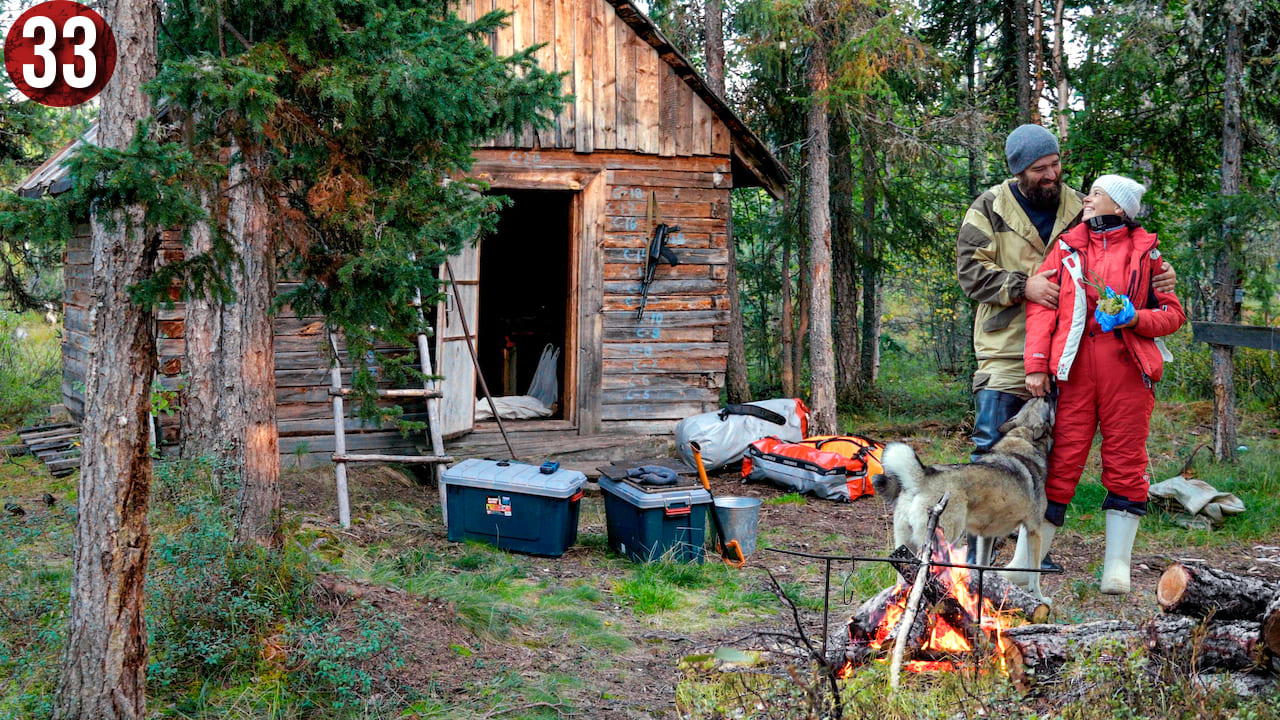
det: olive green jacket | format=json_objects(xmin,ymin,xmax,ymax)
[{"xmin": 956, "ymin": 180, "xmax": 1084, "ymax": 393}]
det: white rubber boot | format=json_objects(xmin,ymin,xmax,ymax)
[
  {"xmin": 1100, "ymin": 509, "xmax": 1140, "ymax": 595},
  {"xmin": 1000, "ymin": 522, "xmax": 1057, "ymax": 589}
]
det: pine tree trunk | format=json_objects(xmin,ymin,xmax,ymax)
[
  {"xmin": 1052, "ymin": 0, "xmax": 1068, "ymax": 141},
  {"xmin": 781, "ymin": 237, "xmax": 795, "ymax": 397},
  {"xmin": 831, "ymin": 110, "xmax": 861, "ymax": 405},
  {"xmin": 228, "ymin": 140, "xmax": 281, "ymax": 547},
  {"xmin": 1212, "ymin": 2, "xmax": 1244, "ymax": 462},
  {"xmin": 859, "ymin": 143, "xmax": 881, "ymax": 386},
  {"xmin": 805, "ymin": 7, "xmax": 836, "ymax": 435},
  {"xmin": 703, "ymin": 0, "xmax": 750, "ymax": 403},
  {"xmin": 54, "ymin": 1, "xmax": 157, "ymax": 717},
  {"xmin": 180, "ymin": 183, "xmax": 232, "ymax": 463},
  {"xmin": 794, "ymin": 229, "xmax": 810, "ymax": 390}
]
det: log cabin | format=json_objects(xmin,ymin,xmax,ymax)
[{"xmin": 17, "ymin": 0, "xmax": 789, "ymax": 468}]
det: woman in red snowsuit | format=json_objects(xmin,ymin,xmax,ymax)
[{"xmin": 1022, "ymin": 174, "xmax": 1185, "ymax": 595}]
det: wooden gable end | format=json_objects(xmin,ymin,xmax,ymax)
[{"xmin": 452, "ymin": 0, "xmax": 730, "ymax": 157}]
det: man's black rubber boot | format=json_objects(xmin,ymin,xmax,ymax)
[{"xmin": 1040, "ymin": 553, "xmax": 1063, "ymax": 572}]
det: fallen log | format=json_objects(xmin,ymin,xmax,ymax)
[
  {"xmin": 1156, "ymin": 563, "xmax": 1276, "ymax": 621},
  {"xmin": 1195, "ymin": 671, "xmax": 1278, "ymax": 698},
  {"xmin": 1263, "ymin": 592, "xmax": 1280, "ymax": 656},
  {"xmin": 1001, "ymin": 620, "xmax": 1140, "ymax": 690},
  {"xmin": 1146, "ymin": 615, "xmax": 1267, "ymax": 673}
]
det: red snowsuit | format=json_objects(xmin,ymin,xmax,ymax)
[{"xmin": 1025, "ymin": 222, "xmax": 1186, "ymax": 507}]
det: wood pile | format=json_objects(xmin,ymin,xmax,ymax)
[{"xmin": 1001, "ymin": 562, "xmax": 1280, "ymax": 692}]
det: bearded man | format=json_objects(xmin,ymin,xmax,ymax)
[{"xmin": 954, "ymin": 124, "xmax": 1175, "ymax": 568}]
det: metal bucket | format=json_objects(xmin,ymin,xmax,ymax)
[{"xmin": 711, "ymin": 496, "xmax": 762, "ymax": 558}]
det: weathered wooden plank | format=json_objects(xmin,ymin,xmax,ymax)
[
  {"xmin": 607, "ymin": 184, "xmax": 727, "ymax": 203},
  {"xmin": 603, "ymin": 247, "xmax": 728, "ymax": 267},
  {"xmin": 659, "ymin": 63, "xmax": 678, "ymax": 157},
  {"xmin": 279, "ymin": 432, "xmax": 422, "ymax": 456},
  {"xmin": 593, "ymin": 0, "xmax": 617, "ymax": 150},
  {"xmin": 602, "ymin": 401, "xmax": 707, "ymax": 421},
  {"xmin": 693, "ymin": 95, "xmax": 713, "ymax": 155},
  {"xmin": 577, "ymin": 172, "xmax": 606, "ymax": 433},
  {"xmin": 600, "ymin": 419, "xmax": 680, "ymax": 435},
  {"xmin": 603, "ymin": 341, "xmax": 728, "ymax": 359},
  {"xmin": 573, "ymin": 0, "xmax": 595, "ymax": 153},
  {"xmin": 277, "ymin": 414, "xmax": 430, "ymax": 437},
  {"xmin": 603, "ymin": 278, "xmax": 724, "ymax": 295},
  {"xmin": 606, "ymin": 199, "xmax": 714, "ymax": 218},
  {"xmin": 1192, "ymin": 322, "xmax": 1280, "ymax": 351},
  {"xmin": 608, "ymin": 169, "xmax": 731, "ymax": 189},
  {"xmin": 513, "ymin": 0, "xmax": 536, "ymax": 147},
  {"xmin": 494, "ymin": 0, "xmax": 516, "ymax": 147},
  {"xmin": 602, "ymin": 355, "xmax": 727, "ymax": 374},
  {"xmin": 604, "ymin": 262, "xmax": 711, "ymax": 281},
  {"xmin": 553, "ymin": 0, "xmax": 575, "ymax": 148},
  {"xmin": 603, "ymin": 231, "xmax": 717, "ymax": 249},
  {"xmin": 615, "ymin": 19, "xmax": 637, "ymax": 150},
  {"xmin": 602, "ymin": 372, "xmax": 722, "ymax": 391},
  {"xmin": 602, "ymin": 325, "xmax": 715, "ymax": 343},
  {"xmin": 675, "ymin": 75, "xmax": 694, "ymax": 156},
  {"xmin": 602, "ymin": 309, "xmax": 729, "ymax": 327},
  {"xmin": 635, "ymin": 30, "xmax": 661, "ymax": 155},
  {"xmin": 533, "ymin": 0, "xmax": 557, "ymax": 148},
  {"xmin": 472, "ymin": 148, "xmax": 726, "ymax": 173},
  {"xmin": 601, "ymin": 295, "xmax": 720, "ymax": 312},
  {"xmin": 711, "ymin": 113, "xmax": 731, "ymax": 156}
]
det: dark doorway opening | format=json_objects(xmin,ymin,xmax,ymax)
[{"xmin": 477, "ymin": 189, "xmax": 573, "ymax": 420}]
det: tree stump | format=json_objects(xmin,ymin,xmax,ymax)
[{"xmin": 1262, "ymin": 591, "xmax": 1280, "ymax": 656}]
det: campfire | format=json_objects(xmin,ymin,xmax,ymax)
[{"xmin": 839, "ymin": 536, "xmax": 1035, "ymax": 677}]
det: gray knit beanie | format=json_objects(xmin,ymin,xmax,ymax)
[
  {"xmin": 1091, "ymin": 174, "xmax": 1146, "ymax": 219},
  {"xmin": 1005, "ymin": 124, "xmax": 1061, "ymax": 176}
]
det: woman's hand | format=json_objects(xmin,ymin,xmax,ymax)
[
  {"xmin": 1153, "ymin": 261, "xmax": 1177, "ymax": 293},
  {"xmin": 1026, "ymin": 373, "xmax": 1052, "ymax": 398}
]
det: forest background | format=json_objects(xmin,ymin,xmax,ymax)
[{"xmin": 0, "ymin": 0, "xmax": 1279, "ymax": 718}]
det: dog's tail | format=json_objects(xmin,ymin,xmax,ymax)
[{"xmin": 872, "ymin": 442, "xmax": 925, "ymax": 502}]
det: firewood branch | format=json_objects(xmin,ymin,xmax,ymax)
[{"xmin": 890, "ymin": 491, "xmax": 950, "ymax": 690}]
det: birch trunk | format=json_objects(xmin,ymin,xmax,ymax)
[
  {"xmin": 1031, "ymin": 0, "xmax": 1043, "ymax": 123},
  {"xmin": 54, "ymin": 0, "xmax": 157, "ymax": 717}
]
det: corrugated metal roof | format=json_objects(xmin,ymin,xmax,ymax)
[{"xmin": 16, "ymin": 124, "xmax": 97, "ymax": 198}]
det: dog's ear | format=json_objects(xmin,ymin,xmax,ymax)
[{"xmin": 871, "ymin": 472, "xmax": 898, "ymax": 501}]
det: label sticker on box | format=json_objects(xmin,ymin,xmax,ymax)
[{"xmin": 486, "ymin": 496, "xmax": 512, "ymax": 516}]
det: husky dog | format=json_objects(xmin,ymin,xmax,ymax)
[{"xmin": 872, "ymin": 395, "xmax": 1056, "ymax": 601}]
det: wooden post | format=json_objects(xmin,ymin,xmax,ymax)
[{"xmin": 328, "ymin": 331, "xmax": 352, "ymax": 528}]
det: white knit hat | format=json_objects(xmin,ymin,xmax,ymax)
[{"xmin": 1091, "ymin": 174, "xmax": 1146, "ymax": 219}]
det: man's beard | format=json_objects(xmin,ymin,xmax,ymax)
[{"xmin": 1019, "ymin": 176, "xmax": 1062, "ymax": 207}]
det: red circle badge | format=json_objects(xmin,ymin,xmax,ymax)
[{"xmin": 4, "ymin": 0, "xmax": 117, "ymax": 107}]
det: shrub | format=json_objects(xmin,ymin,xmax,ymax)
[{"xmin": 0, "ymin": 311, "xmax": 61, "ymax": 428}]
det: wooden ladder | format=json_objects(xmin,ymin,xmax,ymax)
[{"xmin": 327, "ymin": 283, "xmax": 451, "ymax": 528}]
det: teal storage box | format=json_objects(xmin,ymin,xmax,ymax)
[
  {"xmin": 598, "ymin": 474, "xmax": 711, "ymax": 562},
  {"xmin": 443, "ymin": 459, "xmax": 587, "ymax": 556}
]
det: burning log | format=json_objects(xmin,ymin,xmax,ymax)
[
  {"xmin": 890, "ymin": 491, "xmax": 951, "ymax": 688},
  {"xmin": 1147, "ymin": 615, "xmax": 1269, "ymax": 673},
  {"xmin": 1001, "ymin": 620, "xmax": 1140, "ymax": 690},
  {"xmin": 1157, "ymin": 563, "xmax": 1277, "ymax": 621},
  {"xmin": 967, "ymin": 569, "xmax": 1052, "ymax": 624}
]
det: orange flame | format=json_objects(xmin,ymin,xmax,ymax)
[{"xmin": 856, "ymin": 532, "xmax": 1016, "ymax": 675}]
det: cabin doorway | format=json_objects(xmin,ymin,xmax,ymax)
[{"xmin": 477, "ymin": 189, "xmax": 574, "ymax": 422}]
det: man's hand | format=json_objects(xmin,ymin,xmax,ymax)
[
  {"xmin": 1026, "ymin": 372, "xmax": 1052, "ymax": 398},
  {"xmin": 1025, "ymin": 268, "xmax": 1060, "ymax": 309},
  {"xmin": 1153, "ymin": 261, "xmax": 1177, "ymax": 294}
]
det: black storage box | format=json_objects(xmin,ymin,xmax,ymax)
[
  {"xmin": 442, "ymin": 459, "xmax": 587, "ymax": 557},
  {"xmin": 598, "ymin": 473, "xmax": 712, "ymax": 562}
]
